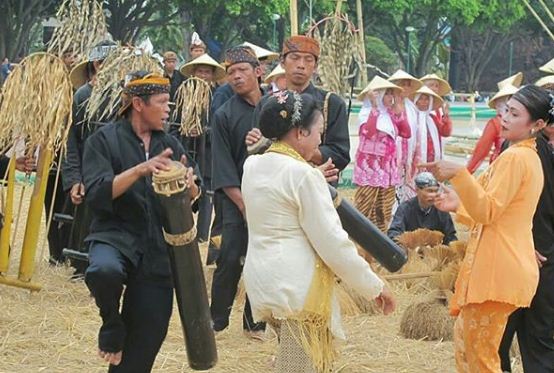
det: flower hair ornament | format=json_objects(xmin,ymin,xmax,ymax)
[
  {"xmin": 274, "ymin": 90, "xmax": 303, "ymax": 125},
  {"xmin": 549, "ymin": 93, "xmax": 554, "ymax": 117},
  {"xmin": 291, "ymin": 91, "xmax": 302, "ymax": 125}
]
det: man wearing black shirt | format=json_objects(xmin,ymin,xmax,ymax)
[
  {"xmin": 388, "ymin": 172, "xmax": 457, "ymax": 244},
  {"xmin": 62, "ymin": 40, "xmax": 117, "ymax": 273},
  {"xmin": 210, "ymin": 46, "xmax": 266, "ymax": 338},
  {"xmin": 82, "ymin": 71, "xmax": 200, "ymax": 371},
  {"xmin": 246, "ymin": 35, "xmax": 349, "ymax": 177},
  {"xmin": 162, "ymin": 51, "xmax": 184, "ymax": 103}
]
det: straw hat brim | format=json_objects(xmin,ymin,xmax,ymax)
[
  {"xmin": 357, "ymin": 77, "xmax": 403, "ymax": 100},
  {"xmin": 539, "ymin": 58, "xmax": 554, "ymax": 74},
  {"xmin": 264, "ymin": 65, "xmax": 285, "ymax": 84},
  {"xmin": 411, "ymin": 87, "xmax": 444, "ymax": 111},
  {"xmin": 179, "ymin": 60, "xmax": 226, "ymax": 81},
  {"xmin": 497, "ymin": 72, "xmax": 523, "ymax": 90},
  {"xmin": 535, "ymin": 75, "xmax": 554, "ymax": 88},
  {"xmin": 388, "ymin": 78, "xmax": 423, "ymax": 94},
  {"xmin": 69, "ymin": 60, "xmax": 89, "ymax": 89},
  {"xmin": 242, "ymin": 42, "xmax": 279, "ymax": 62},
  {"xmin": 488, "ymin": 85, "xmax": 519, "ymax": 109},
  {"xmin": 420, "ymin": 74, "xmax": 452, "ymax": 96}
]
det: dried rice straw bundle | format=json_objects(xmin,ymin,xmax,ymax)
[
  {"xmin": 172, "ymin": 77, "xmax": 212, "ymax": 136},
  {"xmin": 0, "ymin": 53, "xmax": 73, "ymax": 155},
  {"xmin": 396, "ymin": 229, "xmax": 444, "ymax": 251},
  {"xmin": 47, "ymin": 0, "xmax": 108, "ymax": 60},
  {"xmin": 449, "ymin": 240, "xmax": 467, "ymax": 260},
  {"xmin": 429, "ymin": 261, "xmax": 460, "ymax": 291},
  {"xmin": 85, "ymin": 45, "xmax": 163, "ymax": 122},
  {"xmin": 308, "ymin": 13, "xmax": 362, "ymax": 95},
  {"xmin": 421, "ymin": 244, "xmax": 458, "ymax": 269},
  {"xmin": 335, "ymin": 279, "xmax": 380, "ymax": 316},
  {"xmin": 400, "ymin": 290, "xmax": 454, "ymax": 341}
]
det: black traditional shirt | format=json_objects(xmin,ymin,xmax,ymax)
[
  {"xmin": 82, "ymin": 119, "xmax": 199, "ymax": 284},
  {"xmin": 388, "ymin": 197, "xmax": 457, "ymax": 244},
  {"xmin": 212, "ymin": 94, "xmax": 257, "ymax": 192},
  {"xmin": 251, "ymin": 82, "xmax": 350, "ymax": 171},
  {"xmin": 165, "ymin": 70, "xmax": 185, "ymax": 103},
  {"xmin": 533, "ymin": 133, "xmax": 554, "ymax": 263},
  {"xmin": 61, "ymin": 83, "xmax": 93, "ymax": 191}
]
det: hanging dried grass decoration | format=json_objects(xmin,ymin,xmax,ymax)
[
  {"xmin": 0, "ymin": 53, "xmax": 73, "ymax": 156},
  {"xmin": 172, "ymin": 77, "xmax": 212, "ymax": 137},
  {"xmin": 46, "ymin": 0, "xmax": 108, "ymax": 61},
  {"xmin": 308, "ymin": 11, "xmax": 362, "ymax": 95},
  {"xmin": 85, "ymin": 45, "xmax": 164, "ymax": 122}
]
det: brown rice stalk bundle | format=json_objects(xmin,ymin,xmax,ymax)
[
  {"xmin": 429, "ymin": 261, "xmax": 460, "ymax": 291},
  {"xmin": 310, "ymin": 14, "xmax": 362, "ymax": 95},
  {"xmin": 172, "ymin": 77, "xmax": 212, "ymax": 136},
  {"xmin": 400, "ymin": 290, "xmax": 455, "ymax": 341},
  {"xmin": 421, "ymin": 244, "xmax": 459, "ymax": 270},
  {"xmin": 0, "ymin": 53, "xmax": 73, "ymax": 156},
  {"xmin": 396, "ymin": 229, "xmax": 444, "ymax": 252},
  {"xmin": 449, "ymin": 240, "xmax": 467, "ymax": 260},
  {"xmin": 47, "ymin": 0, "xmax": 108, "ymax": 60},
  {"xmin": 85, "ymin": 46, "xmax": 163, "ymax": 122},
  {"xmin": 396, "ymin": 250, "xmax": 434, "ymax": 290},
  {"xmin": 335, "ymin": 279, "xmax": 380, "ymax": 316}
]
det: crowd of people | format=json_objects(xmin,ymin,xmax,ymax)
[{"xmin": 1, "ymin": 29, "xmax": 554, "ymax": 373}]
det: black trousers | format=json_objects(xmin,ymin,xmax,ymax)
[
  {"xmin": 85, "ymin": 242, "xmax": 173, "ymax": 373},
  {"xmin": 44, "ymin": 171, "xmax": 70, "ymax": 262},
  {"xmin": 196, "ymin": 179, "xmax": 213, "ymax": 242},
  {"xmin": 66, "ymin": 200, "xmax": 93, "ymax": 273},
  {"xmin": 499, "ymin": 263, "xmax": 554, "ymax": 372},
  {"xmin": 210, "ymin": 197, "xmax": 265, "ymax": 332}
]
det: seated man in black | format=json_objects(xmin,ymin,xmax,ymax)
[{"xmin": 388, "ymin": 172, "xmax": 457, "ymax": 244}]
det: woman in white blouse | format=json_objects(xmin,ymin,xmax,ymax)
[{"xmin": 242, "ymin": 90, "xmax": 395, "ymax": 373}]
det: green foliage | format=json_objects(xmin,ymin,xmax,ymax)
[{"xmin": 364, "ymin": 35, "xmax": 399, "ymax": 74}]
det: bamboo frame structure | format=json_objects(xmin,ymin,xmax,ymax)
[
  {"xmin": 0, "ymin": 158, "xmax": 16, "ymax": 274},
  {"xmin": 0, "ymin": 52, "xmax": 72, "ymax": 292},
  {"xmin": 522, "ymin": 0, "xmax": 554, "ymax": 41}
]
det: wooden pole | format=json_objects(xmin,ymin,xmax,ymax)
[
  {"xmin": 356, "ymin": 0, "xmax": 368, "ymax": 87},
  {"xmin": 18, "ymin": 147, "xmax": 52, "ymax": 282},
  {"xmin": 382, "ymin": 271, "xmax": 439, "ymax": 281},
  {"xmin": 0, "ymin": 158, "xmax": 16, "ymax": 274},
  {"xmin": 522, "ymin": 0, "xmax": 554, "ymax": 41},
  {"xmin": 290, "ymin": 0, "xmax": 298, "ymax": 36}
]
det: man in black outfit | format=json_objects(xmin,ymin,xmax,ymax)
[
  {"xmin": 210, "ymin": 46, "xmax": 266, "ymax": 339},
  {"xmin": 388, "ymin": 172, "xmax": 457, "ymax": 244},
  {"xmin": 82, "ymin": 71, "xmax": 200, "ymax": 372}
]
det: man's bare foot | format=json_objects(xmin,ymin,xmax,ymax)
[{"xmin": 98, "ymin": 350, "xmax": 122, "ymax": 366}]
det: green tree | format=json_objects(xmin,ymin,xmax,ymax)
[
  {"xmin": 451, "ymin": 1, "xmax": 526, "ymax": 90},
  {"xmin": 0, "ymin": 0, "xmax": 60, "ymax": 60},
  {"xmin": 360, "ymin": 0, "xmax": 493, "ymax": 76},
  {"xmin": 364, "ymin": 35, "xmax": 399, "ymax": 75}
]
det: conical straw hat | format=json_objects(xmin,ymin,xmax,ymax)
[
  {"xmin": 411, "ymin": 85, "xmax": 444, "ymax": 111},
  {"xmin": 357, "ymin": 75, "xmax": 403, "ymax": 100},
  {"xmin": 535, "ymin": 75, "xmax": 554, "ymax": 88},
  {"xmin": 497, "ymin": 72, "xmax": 523, "ymax": 90},
  {"xmin": 539, "ymin": 58, "xmax": 554, "ymax": 74},
  {"xmin": 420, "ymin": 73, "xmax": 452, "ymax": 96},
  {"xmin": 488, "ymin": 84, "xmax": 519, "ymax": 109},
  {"xmin": 264, "ymin": 64, "xmax": 285, "ymax": 84},
  {"xmin": 242, "ymin": 42, "xmax": 279, "ymax": 62},
  {"xmin": 180, "ymin": 53, "xmax": 226, "ymax": 80},
  {"xmin": 69, "ymin": 60, "xmax": 89, "ymax": 89},
  {"xmin": 388, "ymin": 69, "xmax": 423, "ymax": 94}
]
